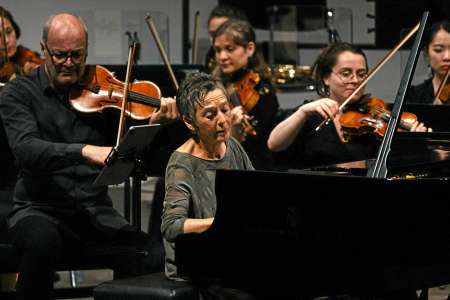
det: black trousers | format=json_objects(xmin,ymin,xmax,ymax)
[
  {"xmin": 9, "ymin": 213, "xmax": 142, "ymax": 300},
  {"xmin": 0, "ymin": 189, "xmax": 13, "ymax": 223}
]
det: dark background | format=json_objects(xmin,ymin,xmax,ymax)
[{"xmin": 218, "ymin": 0, "xmax": 450, "ymax": 48}]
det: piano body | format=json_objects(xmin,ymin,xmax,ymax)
[
  {"xmin": 175, "ymin": 158, "xmax": 450, "ymax": 297},
  {"xmin": 175, "ymin": 12, "xmax": 450, "ymax": 299}
]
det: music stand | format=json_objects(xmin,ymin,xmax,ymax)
[{"xmin": 94, "ymin": 124, "xmax": 161, "ymax": 229}]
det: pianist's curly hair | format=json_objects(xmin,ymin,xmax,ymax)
[
  {"xmin": 176, "ymin": 72, "xmax": 227, "ymax": 142},
  {"xmin": 313, "ymin": 42, "xmax": 368, "ymax": 97}
]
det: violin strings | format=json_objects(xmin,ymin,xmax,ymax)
[
  {"xmin": 95, "ymin": 83, "xmax": 160, "ymax": 108},
  {"xmin": 128, "ymin": 90, "xmax": 160, "ymax": 107},
  {"xmin": 371, "ymin": 106, "xmax": 412, "ymax": 130}
]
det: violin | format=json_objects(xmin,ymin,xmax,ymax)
[
  {"xmin": 434, "ymin": 67, "xmax": 450, "ymax": 104},
  {"xmin": 69, "ymin": 65, "xmax": 161, "ymax": 120},
  {"xmin": 226, "ymin": 70, "xmax": 261, "ymax": 140},
  {"xmin": 0, "ymin": 46, "xmax": 43, "ymax": 80},
  {"xmin": 438, "ymin": 83, "xmax": 450, "ymax": 104},
  {"xmin": 339, "ymin": 95, "xmax": 417, "ymax": 140},
  {"xmin": 233, "ymin": 70, "xmax": 261, "ymax": 112}
]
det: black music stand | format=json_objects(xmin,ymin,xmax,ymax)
[{"xmin": 94, "ymin": 124, "xmax": 161, "ymax": 229}]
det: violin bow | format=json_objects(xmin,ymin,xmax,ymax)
[
  {"xmin": 434, "ymin": 66, "xmax": 450, "ymax": 104},
  {"xmin": 191, "ymin": 11, "xmax": 200, "ymax": 64},
  {"xmin": 1, "ymin": 8, "xmax": 8, "ymax": 64},
  {"xmin": 144, "ymin": 14, "xmax": 179, "ymax": 91},
  {"xmin": 116, "ymin": 40, "xmax": 137, "ymax": 147},
  {"xmin": 315, "ymin": 22, "xmax": 420, "ymax": 132}
]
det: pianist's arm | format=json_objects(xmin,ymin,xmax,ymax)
[{"xmin": 161, "ymin": 164, "xmax": 214, "ymax": 243}]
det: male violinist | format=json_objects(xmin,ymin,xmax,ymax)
[{"xmin": 0, "ymin": 13, "xmax": 177, "ymax": 300}]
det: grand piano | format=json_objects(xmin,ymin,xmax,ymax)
[{"xmin": 175, "ymin": 12, "xmax": 450, "ymax": 299}]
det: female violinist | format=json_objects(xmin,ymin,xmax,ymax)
[
  {"xmin": 267, "ymin": 42, "xmax": 429, "ymax": 170},
  {"xmin": 205, "ymin": 4, "xmax": 249, "ymax": 73},
  {"xmin": 212, "ymin": 19, "xmax": 280, "ymax": 170},
  {"xmin": 406, "ymin": 20, "xmax": 450, "ymax": 104},
  {"xmin": 0, "ymin": 6, "xmax": 42, "ymax": 82}
]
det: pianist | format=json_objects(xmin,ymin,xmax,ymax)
[
  {"xmin": 161, "ymin": 72, "xmax": 254, "ymax": 297},
  {"xmin": 267, "ymin": 42, "xmax": 429, "ymax": 170}
]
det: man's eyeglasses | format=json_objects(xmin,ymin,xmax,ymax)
[
  {"xmin": 43, "ymin": 43, "xmax": 86, "ymax": 64},
  {"xmin": 332, "ymin": 69, "xmax": 368, "ymax": 83}
]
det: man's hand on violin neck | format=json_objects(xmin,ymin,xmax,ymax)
[
  {"xmin": 149, "ymin": 97, "xmax": 179, "ymax": 125},
  {"xmin": 82, "ymin": 145, "xmax": 113, "ymax": 166}
]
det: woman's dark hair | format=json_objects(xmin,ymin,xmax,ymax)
[
  {"xmin": 0, "ymin": 6, "xmax": 21, "ymax": 39},
  {"xmin": 207, "ymin": 4, "xmax": 248, "ymax": 25},
  {"xmin": 313, "ymin": 42, "xmax": 368, "ymax": 97},
  {"xmin": 212, "ymin": 19, "xmax": 271, "ymax": 81},
  {"xmin": 423, "ymin": 20, "xmax": 450, "ymax": 53},
  {"xmin": 176, "ymin": 72, "xmax": 227, "ymax": 142}
]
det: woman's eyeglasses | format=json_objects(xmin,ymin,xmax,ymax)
[{"xmin": 332, "ymin": 69, "xmax": 368, "ymax": 83}]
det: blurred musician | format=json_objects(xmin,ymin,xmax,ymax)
[
  {"xmin": 161, "ymin": 72, "xmax": 255, "ymax": 299},
  {"xmin": 0, "ymin": 6, "xmax": 41, "ymax": 82},
  {"xmin": 0, "ymin": 6, "xmax": 45, "ymax": 291},
  {"xmin": 267, "ymin": 42, "xmax": 429, "ymax": 170},
  {"xmin": 0, "ymin": 6, "xmax": 21, "ymax": 225},
  {"xmin": 406, "ymin": 20, "xmax": 450, "ymax": 104},
  {"xmin": 212, "ymin": 19, "xmax": 280, "ymax": 170}
]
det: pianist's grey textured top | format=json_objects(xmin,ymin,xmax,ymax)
[{"xmin": 161, "ymin": 137, "xmax": 254, "ymax": 280}]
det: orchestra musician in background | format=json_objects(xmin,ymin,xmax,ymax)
[
  {"xmin": 0, "ymin": 6, "xmax": 34, "ymax": 290},
  {"xmin": 212, "ymin": 19, "xmax": 280, "ymax": 170},
  {"xmin": 0, "ymin": 13, "xmax": 177, "ymax": 300},
  {"xmin": 0, "ymin": 6, "xmax": 24, "ymax": 228},
  {"xmin": 161, "ymin": 72, "xmax": 255, "ymax": 299},
  {"xmin": 267, "ymin": 42, "xmax": 430, "ymax": 170},
  {"xmin": 406, "ymin": 20, "xmax": 450, "ymax": 104},
  {"xmin": 0, "ymin": 6, "xmax": 42, "ymax": 255},
  {"xmin": 0, "ymin": 6, "xmax": 41, "ymax": 82},
  {"xmin": 205, "ymin": 4, "xmax": 249, "ymax": 74}
]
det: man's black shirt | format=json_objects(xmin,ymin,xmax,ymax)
[{"xmin": 0, "ymin": 65, "xmax": 128, "ymax": 231}]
